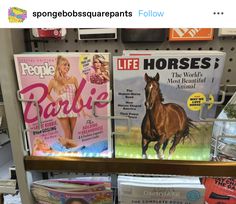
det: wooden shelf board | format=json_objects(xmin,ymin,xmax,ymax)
[{"xmin": 24, "ymin": 156, "xmax": 236, "ymax": 177}]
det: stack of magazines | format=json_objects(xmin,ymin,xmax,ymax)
[
  {"xmin": 31, "ymin": 177, "xmax": 113, "ymax": 204},
  {"xmin": 118, "ymin": 175, "xmax": 205, "ymax": 204}
]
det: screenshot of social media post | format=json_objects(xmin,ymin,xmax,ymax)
[{"xmin": 1, "ymin": 1, "xmax": 236, "ymax": 204}]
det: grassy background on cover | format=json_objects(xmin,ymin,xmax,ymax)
[{"xmin": 115, "ymin": 124, "xmax": 212, "ymax": 160}]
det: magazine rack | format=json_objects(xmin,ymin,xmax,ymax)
[
  {"xmin": 92, "ymin": 90, "xmax": 131, "ymax": 136},
  {"xmin": 17, "ymin": 90, "xmax": 43, "ymax": 152},
  {"xmin": 23, "ymin": 87, "xmax": 236, "ymax": 176},
  {"xmin": 92, "ymin": 89, "xmax": 131, "ymax": 157},
  {"xmin": 199, "ymin": 87, "xmax": 236, "ymax": 122},
  {"xmin": 213, "ymin": 135, "xmax": 236, "ymax": 159},
  {"xmin": 199, "ymin": 85, "xmax": 236, "ymax": 160},
  {"xmin": 1, "ymin": 29, "xmax": 236, "ymax": 204}
]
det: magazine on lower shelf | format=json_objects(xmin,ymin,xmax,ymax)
[
  {"xmin": 118, "ymin": 175, "xmax": 201, "ymax": 184},
  {"xmin": 211, "ymin": 91, "xmax": 236, "ymax": 161},
  {"xmin": 203, "ymin": 177, "xmax": 236, "ymax": 204},
  {"xmin": 31, "ymin": 178, "xmax": 113, "ymax": 204},
  {"xmin": 113, "ymin": 51, "xmax": 225, "ymax": 160},
  {"xmin": 14, "ymin": 53, "xmax": 111, "ymax": 157},
  {"xmin": 117, "ymin": 175, "xmax": 202, "ymax": 203},
  {"xmin": 32, "ymin": 180, "xmax": 106, "ymax": 192},
  {"xmin": 119, "ymin": 182, "xmax": 205, "ymax": 204}
]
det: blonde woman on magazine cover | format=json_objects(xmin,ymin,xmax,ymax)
[
  {"xmin": 47, "ymin": 55, "xmax": 86, "ymax": 148},
  {"xmin": 89, "ymin": 54, "xmax": 110, "ymax": 84}
]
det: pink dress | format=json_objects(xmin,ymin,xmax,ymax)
[
  {"xmin": 90, "ymin": 72, "xmax": 107, "ymax": 84},
  {"xmin": 57, "ymin": 84, "xmax": 78, "ymax": 118},
  {"xmin": 87, "ymin": 68, "xmax": 107, "ymax": 84}
]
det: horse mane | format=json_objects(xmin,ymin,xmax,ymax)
[{"xmin": 151, "ymin": 76, "xmax": 164, "ymax": 102}]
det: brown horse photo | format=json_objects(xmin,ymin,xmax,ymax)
[{"xmin": 141, "ymin": 73, "xmax": 196, "ymax": 159}]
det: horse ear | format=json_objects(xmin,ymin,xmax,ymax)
[
  {"xmin": 154, "ymin": 73, "xmax": 160, "ymax": 82},
  {"xmin": 144, "ymin": 73, "xmax": 149, "ymax": 82}
]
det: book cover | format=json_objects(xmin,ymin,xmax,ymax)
[
  {"xmin": 211, "ymin": 91, "xmax": 236, "ymax": 161},
  {"xmin": 113, "ymin": 51, "xmax": 225, "ymax": 160},
  {"xmin": 117, "ymin": 175, "xmax": 202, "ymax": 203},
  {"xmin": 14, "ymin": 53, "xmax": 111, "ymax": 157},
  {"xmin": 119, "ymin": 182, "xmax": 205, "ymax": 204},
  {"xmin": 169, "ymin": 28, "xmax": 214, "ymax": 41},
  {"xmin": 203, "ymin": 177, "xmax": 236, "ymax": 204}
]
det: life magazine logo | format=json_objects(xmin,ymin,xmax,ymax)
[
  {"xmin": 8, "ymin": 7, "xmax": 27, "ymax": 23},
  {"xmin": 117, "ymin": 58, "xmax": 139, "ymax": 70}
]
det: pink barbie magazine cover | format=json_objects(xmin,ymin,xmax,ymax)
[{"xmin": 14, "ymin": 53, "xmax": 111, "ymax": 157}]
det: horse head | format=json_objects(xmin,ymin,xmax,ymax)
[{"xmin": 144, "ymin": 73, "xmax": 161, "ymax": 110}]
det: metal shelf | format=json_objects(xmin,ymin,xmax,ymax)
[{"xmin": 25, "ymin": 156, "xmax": 236, "ymax": 177}]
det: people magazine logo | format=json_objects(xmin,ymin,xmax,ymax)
[
  {"xmin": 117, "ymin": 58, "xmax": 139, "ymax": 70},
  {"xmin": 8, "ymin": 7, "xmax": 27, "ymax": 23}
]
